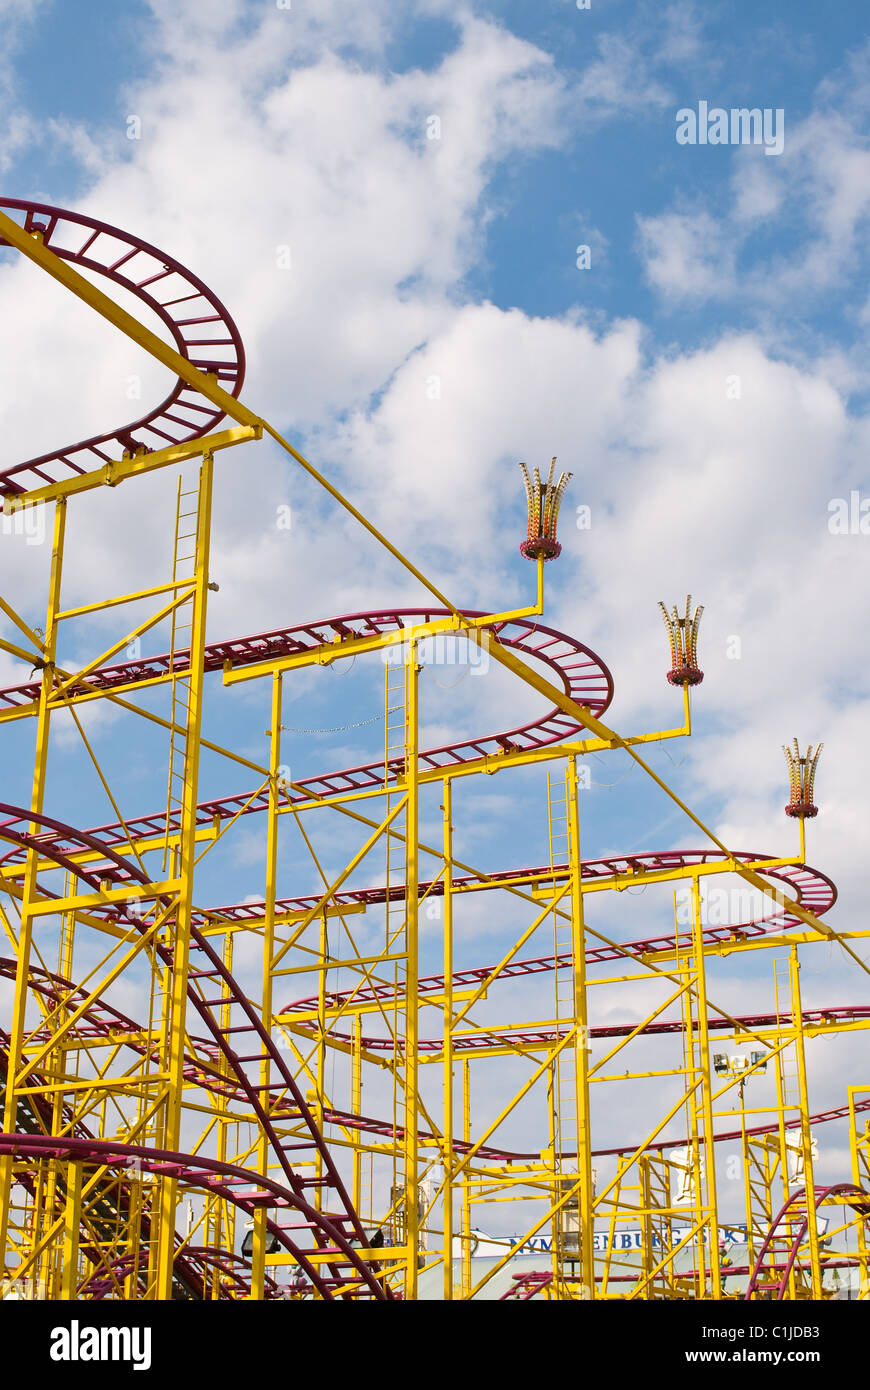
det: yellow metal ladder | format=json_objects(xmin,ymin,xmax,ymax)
[{"xmin": 161, "ymin": 476, "xmax": 199, "ymax": 872}]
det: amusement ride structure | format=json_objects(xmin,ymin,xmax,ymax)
[{"xmin": 0, "ymin": 199, "xmax": 868, "ymax": 1301}]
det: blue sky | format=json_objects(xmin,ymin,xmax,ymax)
[
  {"xmin": 2, "ymin": 0, "xmax": 870, "ymax": 1198},
  {"xmin": 10, "ymin": 0, "xmax": 870, "ymax": 357}
]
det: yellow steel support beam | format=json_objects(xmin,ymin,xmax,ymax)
[
  {"xmin": 154, "ymin": 451, "xmax": 213, "ymax": 1299},
  {"xmin": 567, "ymin": 756, "xmax": 595, "ymax": 1295},
  {"xmin": 251, "ymin": 671, "xmax": 283, "ymax": 1300},
  {"xmin": 0, "ymin": 497, "xmax": 66, "ymax": 1272},
  {"xmin": 441, "ymin": 777, "xmax": 454, "ymax": 1301},
  {"xmin": 790, "ymin": 946, "xmax": 823, "ymax": 1297},
  {"xmin": 60, "ymin": 1161, "xmax": 83, "ymax": 1299},
  {"xmin": 691, "ymin": 876, "xmax": 721, "ymax": 1297},
  {"xmin": 403, "ymin": 638, "xmax": 421, "ymax": 1298}
]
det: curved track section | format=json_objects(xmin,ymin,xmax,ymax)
[
  {"xmin": 0, "ymin": 1030, "xmax": 208, "ymax": 1301},
  {"xmin": 0, "ymin": 825, "xmax": 835, "ymax": 956},
  {"xmin": 0, "ymin": 609, "xmax": 613, "ymax": 820},
  {"xmin": 0, "ymin": 1133, "xmax": 384, "ymax": 1301},
  {"xmin": 592, "ymin": 1097, "xmax": 870, "ymax": 1161},
  {"xmin": 79, "ymin": 1250, "xmax": 284, "ymax": 1302},
  {"xmin": 283, "ymin": 1005, "xmax": 870, "ymax": 1057},
  {"xmin": 0, "ymin": 198, "xmax": 245, "ymax": 498},
  {"xmin": 500, "ymin": 1272, "xmax": 553, "ymax": 1300},
  {"xmin": 744, "ymin": 1184, "xmax": 870, "ymax": 1300},
  {"xmin": 0, "ymin": 803, "xmax": 843, "ymax": 1181},
  {"xmin": 3, "ymin": 953, "xmax": 867, "ymax": 1169},
  {"xmin": 277, "ymin": 850, "xmax": 837, "ymax": 1023},
  {"xmin": 7, "ymin": 953, "xmax": 859, "ymax": 1066},
  {"xmin": 0, "ymin": 806, "xmax": 391, "ymax": 1300}
]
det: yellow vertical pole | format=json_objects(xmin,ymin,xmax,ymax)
[
  {"xmin": 251, "ymin": 670, "xmax": 283, "ymax": 1300},
  {"xmin": 442, "ymin": 778, "xmax": 454, "ymax": 1300},
  {"xmin": 676, "ymin": 889, "xmax": 693, "ymax": 1287},
  {"xmin": 790, "ymin": 946, "xmax": 822, "ymax": 1296},
  {"xmin": 0, "ymin": 498, "xmax": 66, "ymax": 1273},
  {"xmin": 314, "ymin": 909, "xmax": 327, "ymax": 1208},
  {"xmin": 767, "ymin": 973, "xmax": 797, "ymax": 1300},
  {"xmin": 352, "ymin": 1014, "xmax": 363, "ymax": 1216},
  {"xmin": 403, "ymin": 638, "xmax": 420, "ymax": 1298},
  {"xmin": 461, "ymin": 1058, "xmax": 471, "ymax": 1299},
  {"xmin": 30, "ymin": 1163, "xmax": 47, "ymax": 1293},
  {"xmin": 60, "ymin": 1162, "xmax": 82, "ymax": 1299},
  {"xmin": 691, "ymin": 874, "xmax": 721, "ymax": 1297},
  {"xmin": 773, "ymin": 966, "xmax": 791, "ymax": 1213},
  {"xmin": 125, "ymin": 1167, "xmax": 142, "ymax": 1300},
  {"xmin": 40, "ymin": 883, "xmax": 76, "ymax": 1296},
  {"xmin": 153, "ymin": 906, "xmax": 175, "ymax": 1161},
  {"xmin": 154, "ymin": 451, "xmax": 213, "ymax": 1299},
  {"xmin": 639, "ymin": 1155, "xmax": 653, "ymax": 1297},
  {"xmin": 739, "ymin": 1077, "xmax": 754, "ymax": 1271},
  {"xmin": 678, "ymin": 907, "xmax": 703, "ymax": 1299},
  {"xmin": 849, "ymin": 1090, "xmax": 869, "ymax": 1293},
  {"xmin": 548, "ymin": 1064, "xmax": 560, "ymax": 1291},
  {"xmin": 566, "ymin": 756, "xmax": 595, "ymax": 1297},
  {"xmin": 210, "ymin": 932, "xmax": 235, "ymax": 1300}
]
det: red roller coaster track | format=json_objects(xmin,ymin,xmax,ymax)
[
  {"xmin": 275, "ymin": 849, "xmax": 836, "ymax": 1022},
  {"xmin": 4, "ymin": 948, "xmax": 867, "ymax": 1171},
  {"xmin": 0, "ymin": 608, "xmax": 613, "ymax": 837},
  {"xmin": 0, "ymin": 199, "xmax": 245, "ymax": 497},
  {"xmin": 0, "ymin": 806, "xmax": 392, "ymax": 1300},
  {"xmin": 0, "ymin": 804, "xmax": 858, "ymax": 1279},
  {"xmin": 744, "ymin": 1184, "xmax": 870, "ymax": 1300}
]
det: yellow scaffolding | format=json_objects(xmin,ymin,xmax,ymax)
[{"xmin": 1, "ymin": 200, "xmax": 869, "ymax": 1302}]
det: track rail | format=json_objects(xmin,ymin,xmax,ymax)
[
  {"xmin": 0, "ymin": 1133, "xmax": 387, "ymax": 1300},
  {"xmin": 744, "ymin": 1184, "xmax": 870, "ymax": 1300},
  {"xmin": 499, "ymin": 1271, "xmax": 553, "ymax": 1300},
  {"xmin": 0, "ymin": 199, "xmax": 245, "ymax": 497},
  {"xmin": 276, "ymin": 850, "xmax": 836, "ymax": 1021},
  {"xmin": 0, "ymin": 608, "xmax": 612, "ymax": 843},
  {"xmin": 0, "ymin": 1032, "xmax": 208, "ymax": 1301},
  {"xmin": 6, "ymin": 955, "xmax": 861, "ymax": 1061},
  {"xmin": 0, "ymin": 805, "xmax": 391, "ymax": 1299},
  {"xmin": 3, "ymin": 955, "xmax": 866, "ymax": 1169},
  {"xmin": 283, "ymin": 1005, "xmax": 870, "ymax": 1055},
  {"xmin": 224, "ymin": 850, "xmax": 835, "ymax": 932},
  {"xmin": 78, "ymin": 1249, "xmax": 285, "ymax": 1301}
]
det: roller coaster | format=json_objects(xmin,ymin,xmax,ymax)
[{"xmin": 0, "ymin": 199, "xmax": 868, "ymax": 1301}]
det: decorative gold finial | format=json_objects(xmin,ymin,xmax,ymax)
[
  {"xmin": 783, "ymin": 738, "xmax": 822, "ymax": 819},
  {"xmin": 658, "ymin": 596, "xmax": 704, "ymax": 686},
  {"xmin": 518, "ymin": 457, "xmax": 572, "ymax": 560}
]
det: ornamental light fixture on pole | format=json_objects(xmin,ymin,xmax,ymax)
[
  {"xmin": 658, "ymin": 595, "xmax": 704, "ymax": 686},
  {"xmin": 518, "ymin": 457, "xmax": 572, "ymax": 560},
  {"xmin": 784, "ymin": 738, "xmax": 823, "ymax": 819}
]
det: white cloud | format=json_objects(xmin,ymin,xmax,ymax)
[
  {"xmin": 0, "ymin": 0, "xmax": 45, "ymax": 172},
  {"xmin": 636, "ymin": 209, "xmax": 736, "ymax": 300},
  {"xmin": 575, "ymin": 33, "xmax": 672, "ymax": 118},
  {"xmin": 0, "ymin": 7, "xmax": 576, "ymax": 628},
  {"xmin": 328, "ymin": 302, "xmax": 641, "ymax": 567},
  {"xmin": 639, "ymin": 51, "xmax": 870, "ymax": 317},
  {"xmin": 310, "ymin": 306, "xmax": 870, "ymax": 1024}
]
